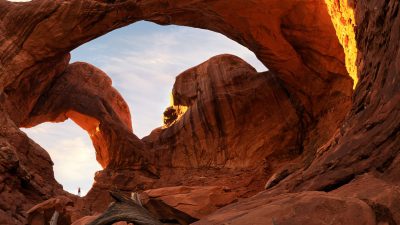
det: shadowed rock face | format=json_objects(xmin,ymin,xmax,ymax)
[
  {"xmin": 20, "ymin": 62, "xmax": 149, "ymax": 170},
  {"xmin": 0, "ymin": 109, "xmax": 66, "ymax": 224},
  {"xmin": 0, "ymin": 0, "xmax": 398, "ymax": 224},
  {"xmin": 27, "ymin": 196, "xmax": 74, "ymax": 225},
  {"xmin": 148, "ymin": 55, "xmax": 302, "ymax": 169},
  {"xmin": 141, "ymin": 185, "xmax": 237, "ymax": 220},
  {"xmin": 194, "ymin": 191, "xmax": 378, "ymax": 225},
  {"xmin": 193, "ymin": 1, "xmax": 400, "ymax": 224}
]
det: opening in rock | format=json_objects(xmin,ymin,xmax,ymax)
[
  {"xmin": 71, "ymin": 21, "xmax": 267, "ymax": 138},
  {"xmin": 21, "ymin": 120, "xmax": 101, "ymax": 196},
  {"xmin": 19, "ymin": 21, "xmax": 266, "ymax": 197}
]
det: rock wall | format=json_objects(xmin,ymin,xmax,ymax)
[
  {"xmin": 147, "ymin": 55, "xmax": 302, "ymax": 169},
  {"xmin": 0, "ymin": 109, "xmax": 65, "ymax": 224},
  {"xmin": 0, "ymin": 0, "xmax": 398, "ymax": 224},
  {"xmin": 195, "ymin": 1, "xmax": 400, "ymax": 224}
]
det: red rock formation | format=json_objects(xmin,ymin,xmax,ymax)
[
  {"xmin": 194, "ymin": 191, "xmax": 377, "ymax": 225},
  {"xmin": 332, "ymin": 173, "xmax": 400, "ymax": 223},
  {"xmin": 150, "ymin": 55, "xmax": 302, "ymax": 169},
  {"xmin": 142, "ymin": 186, "xmax": 237, "ymax": 219},
  {"xmin": 193, "ymin": 1, "xmax": 400, "ymax": 224},
  {"xmin": 0, "ymin": 0, "xmax": 398, "ymax": 224},
  {"xmin": 82, "ymin": 53, "xmax": 350, "ymax": 218},
  {"xmin": 269, "ymin": 0, "xmax": 400, "ymax": 193},
  {"xmin": 0, "ymin": 109, "xmax": 65, "ymax": 224},
  {"xmin": 20, "ymin": 62, "xmax": 152, "ymax": 170},
  {"xmin": 71, "ymin": 215, "xmax": 129, "ymax": 225},
  {"xmin": 27, "ymin": 196, "xmax": 74, "ymax": 225},
  {"xmin": 71, "ymin": 215, "xmax": 99, "ymax": 225}
]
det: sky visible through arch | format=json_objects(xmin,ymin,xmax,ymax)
[{"xmin": 22, "ymin": 21, "xmax": 267, "ymax": 195}]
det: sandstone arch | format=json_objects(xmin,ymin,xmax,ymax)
[
  {"xmin": 0, "ymin": 0, "xmax": 398, "ymax": 224},
  {"xmin": 0, "ymin": 0, "xmax": 353, "ymax": 180},
  {"xmin": 20, "ymin": 61, "xmax": 151, "ymax": 170}
]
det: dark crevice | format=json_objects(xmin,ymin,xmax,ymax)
[
  {"xmin": 376, "ymin": 154, "xmax": 397, "ymax": 173},
  {"xmin": 270, "ymin": 72, "xmax": 312, "ymax": 155},
  {"xmin": 196, "ymin": 98, "xmax": 213, "ymax": 136},
  {"xmin": 188, "ymin": 107, "xmax": 201, "ymax": 166},
  {"xmin": 362, "ymin": 199, "xmax": 397, "ymax": 225},
  {"xmin": 318, "ymin": 174, "xmax": 355, "ymax": 192}
]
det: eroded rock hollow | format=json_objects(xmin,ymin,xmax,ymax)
[{"xmin": 0, "ymin": 0, "xmax": 398, "ymax": 224}]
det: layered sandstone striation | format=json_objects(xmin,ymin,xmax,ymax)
[
  {"xmin": 0, "ymin": 0, "xmax": 398, "ymax": 224},
  {"xmin": 149, "ymin": 55, "xmax": 303, "ymax": 169}
]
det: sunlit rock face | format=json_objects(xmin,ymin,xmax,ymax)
[
  {"xmin": 0, "ymin": 0, "xmax": 398, "ymax": 224},
  {"xmin": 325, "ymin": 0, "xmax": 358, "ymax": 86},
  {"xmin": 278, "ymin": 0, "xmax": 400, "ymax": 192}
]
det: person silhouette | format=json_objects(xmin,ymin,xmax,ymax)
[{"xmin": 78, "ymin": 187, "xmax": 81, "ymax": 197}]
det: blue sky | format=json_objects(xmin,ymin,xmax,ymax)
[{"xmin": 21, "ymin": 21, "xmax": 266, "ymax": 195}]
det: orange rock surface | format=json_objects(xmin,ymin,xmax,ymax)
[
  {"xmin": 0, "ymin": 0, "xmax": 398, "ymax": 224},
  {"xmin": 142, "ymin": 186, "xmax": 237, "ymax": 219}
]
